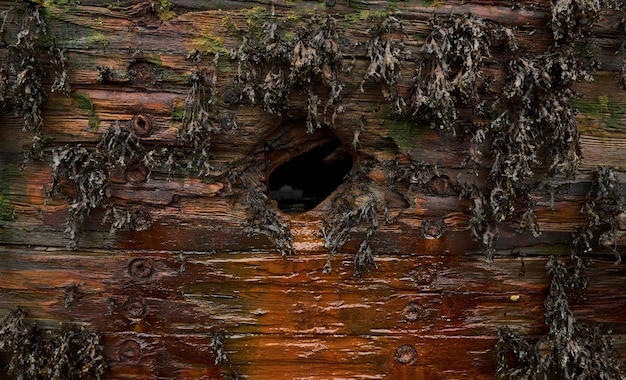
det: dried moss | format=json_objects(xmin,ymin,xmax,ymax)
[
  {"xmin": 85, "ymin": 31, "xmax": 109, "ymax": 48},
  {"xmin": 572, "ymin": 95, "xmax": 626, "ymax": 129}
]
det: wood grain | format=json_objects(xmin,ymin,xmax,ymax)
[{"xmin": 1, "ymin": 0, "xmax": 626, "ymax": 378}]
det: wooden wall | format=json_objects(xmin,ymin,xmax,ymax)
[{"xmin": 1, "ymin": 0, "xmax": 625, "ymax": 378}]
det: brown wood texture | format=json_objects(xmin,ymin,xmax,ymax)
[{"xmin": 1, "ymin": 0, "xmax": 626, "ymax": 379}]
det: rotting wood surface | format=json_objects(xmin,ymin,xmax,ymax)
[{"xmin": 1, "ymin": 0, "xmax": 626, "ymax": 379}]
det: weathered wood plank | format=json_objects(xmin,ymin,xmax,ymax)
[{"xmin": 2, "ymin": 0, "xmax": 626, "ymax": 378}]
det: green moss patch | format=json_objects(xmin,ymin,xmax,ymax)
[
  {"xmin": 572, "ymin": 95, "xmax": 625, "ymax": 129},
  {"xmin": 75, "ymin": 93, "xmax": 100, "ymax": 131}
]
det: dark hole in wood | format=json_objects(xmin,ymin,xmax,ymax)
[
  {"xmin": 132, "ymin": 114, "xmax": 152, "ymax": 136},
  {"xmin": 268, "ymin": 140, "xmax": 352, "ymax": 214}
]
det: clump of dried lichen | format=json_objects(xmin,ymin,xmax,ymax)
[
  {"xmin": 0, "ymin": 308, "xmax": 107, "ymax": 380},
  {"xmin": 496, "ymin": 256, "xmax": 626, "ymax": 380}
]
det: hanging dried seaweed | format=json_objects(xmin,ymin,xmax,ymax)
[
  {"xmin": 233, "ymin": 13, "xmax": 294, "ymax": 107},
  {"xmin": 233, "ymin": 166, "xmax": 294, "ymax": 257},
  {"xmin": 210, "ymin": 330, "xmax": 244, "ymax": 380},
  {"xmin": 0, "ymin": 308, "xmax": 107, "ymax": 380},
  {"xmin": 49, "ymin": 122, "xmax": 148, "ymax": 248},
  {"xmin": 360, "ymin": 14, "xmax": 407, "ymax": 114},
  {"xmin": 491, "ymin": 47, "xmax": 586, "ymax": 187},
  {"xmin": 496, "ymin": 256, "xmax": 626, "ymax": 380},
  {"xmin": 0, "ymin": 1, "xmax": 70, "ymax": 159},
  {"xmin": 290, "ymin": 14, "xmax": 345, "ymax": 131},
  {"xmin": 410, "ymin": 14, "xmax": 509, "ymax": 136},
  {"xmin": 551, "ymin": 0, "xmax": 625, "ymax": 44},
  {"xmin": 102, "ymin": 205, "xmax": 152, "ymax": 235},
  {"xmin": 459, "ymin": 183, "xmax": 499, "ymax": 262},
  {"xmin": 322, "ymin": 155, "xmax": 440, "ymax": 275},
  {"xmin": 233, "ymin": 13, "xmax": 344, "ymax": 130},
  {"xmin": 321, "ymin": 160, "xmax": 388, "ymax": 275},
  {"xmin": 178, "ymin": 52, "xmax": 222, "ymax": 177}
]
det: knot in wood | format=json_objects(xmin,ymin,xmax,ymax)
[
  {"xmin": 221, "ymin": 113, "xmax": 237, "ymax": 130},
  {"xmin": 395, "ymin": 344, "xmax": 417, "ymax": 365},
  {"xmin": 411, "ymin": 266, "xmax": 437, "ymax": 287}
]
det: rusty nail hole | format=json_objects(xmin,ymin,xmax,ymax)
[
  {"xmin": 132, "ymin": 114, "xmax": 152, "ymax": 137},
  {"xmin": 128, "ymin": 61, "xmax": 157, "ymax": 86},
  {"xmin": 129, "ymin": 258, "xmax": 153, "ymax": 279},
  {"xmin": 221, "ymin": 113, "xmax": 237, "ymax": 130},
  {"xmin": 421, "ymin": 219, "xmax": 445, "ymax": 239},
  {"xmin": 222, "ymin": 87, "xmax": 240, "ymax": 105},
  {"xmin": 125, "ymin": 162, "xmax": 148, "ymax": 184},
  {"xmin": 119, "ymin": 340, "xmax": 142, "ymax": 361},
  {"xmin": 427, "ymin": 175, "xmax": 453, "ymax": 196},
  {"xmin": 403, "ymin": 301, "xmax": 424, "ymax": 322},
  {"xmin": 412, "ymin": 266, "xmax": 437, "ymax": 286},
  {"xmin": 124, "ymin": 298, "xmax": 147, "ymax": 320},
  {"xmin": 395, "ymin": 344, "xmax": 417, "ymax": 365}
]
